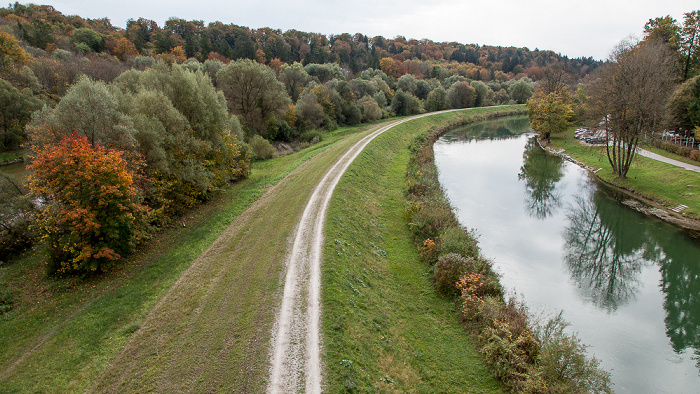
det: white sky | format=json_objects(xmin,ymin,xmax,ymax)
[{"xmin": 28, "ymin": 1, "xmax": 699, "ymax": 60}]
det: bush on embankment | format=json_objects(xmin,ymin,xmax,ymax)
[{"xmin": 404, "ymin": 111, "xmax": 613, "ymax": 393}]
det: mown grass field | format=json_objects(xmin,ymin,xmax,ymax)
[
  {"xmin": 0, "ymin": 123, "xmax": 373, "ymax": 392},
  {"xmin": 322, "ymin": 107, "xmax": 524, "ymax": 392},
  {"xmin": 549, "ymin": 130, "xmax": 700, "ymax": 219}
]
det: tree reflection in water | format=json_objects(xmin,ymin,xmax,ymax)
[
  {"xmin": 518, "ymin": 136, "xmax": 564, "ymax": 219},
  {"xmin": 563, "ymin": 187, "xmax": 650, "ymax": 311},
  {"xmin": 564, "ymin": 185, "xmax": 700, "ymax": 368},
  {"xmin": 653, "ymin": 230, "xmax": 700, "ymax": 368}
]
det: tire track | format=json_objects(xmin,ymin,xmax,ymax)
[{"xmin": 268, "ymin": 113, "xmax": 445, "ymax": 393}]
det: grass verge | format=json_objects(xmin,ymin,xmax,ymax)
[
  {"xmin": 548, "ymin": 130, "xmax": 700, "ymax": 219},
  {"xmin": 0, "ymin": 123, "xmax": 371, "ymax": 392},
  {"xmin": 322, "ymin": 106, "xmax": 527, "ymax": 392}
]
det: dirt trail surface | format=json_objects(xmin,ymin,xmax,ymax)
[
  {"xmin": 89, "ymin": 130, "xmax": 368, "ymax": 392},
  {"xmin": 267, "ymin": 113, "xmax": 441, "ymax": 393},
  {"xmin": 90, "ymin": 113, "xmax": 438, "ymax": 393}
]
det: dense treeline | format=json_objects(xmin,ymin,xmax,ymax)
[
  {"xmin": 0, "ymin": 3, "xmax": 600, "ymax": 272},
  {"xmin": 0, "ymin": 3, "xmax": 599, "ymax": 151}
]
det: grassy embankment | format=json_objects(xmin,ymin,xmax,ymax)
[
  {"xmin": 548, "ymin": 130, "xmax": 700, "ymax": 219},
  {"xmin": 322, "ymin": 106, "xmax": 525, "ymax": 392},
  {"xmin": 0, "ymin": 122, "xmax": 374, "ymax": 392}
]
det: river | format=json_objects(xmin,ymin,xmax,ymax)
[{"xmin": 433, "ymin": 116, "xmax": 700, "ymax": 393}]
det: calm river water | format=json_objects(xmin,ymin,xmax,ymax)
[{"xmin": 434, "ymin": 116, "xmax": 700, "ymax": 393}]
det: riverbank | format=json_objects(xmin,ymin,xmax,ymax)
[
  {"xmin": 322, "ymin": 107, "xmax": 532, "ymax": 392},
  {"xmin": 544, "ymin": 130, "xmax": 700, "ymax": 237}
]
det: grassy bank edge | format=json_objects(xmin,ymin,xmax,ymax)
[
  {"xmin": 547, "ymin": 129, "xmax": 700, "ymax": 226},
  {"xmin": 401, "ymin": 109, "xmax": 613, "ymax": 392},
  {"xmin": 322, "ymin": 106, "xmax": 526, "ymax": 392}
]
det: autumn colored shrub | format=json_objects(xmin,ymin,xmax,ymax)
[
  {"xmin": 28, "ymin": 133, "xmax": 149, "ymax": 275},
  {"xmin": 434, "ymin": 253, "xmax": 475, "ymax": 293},
  {"xmin": 419, "ymin": 237, "xmax": 439, "ymax": 264}
]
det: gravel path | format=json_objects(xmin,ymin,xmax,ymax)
[{"xmin": 267, "ymin": 114, "xmax": 436, "ymax": 393}]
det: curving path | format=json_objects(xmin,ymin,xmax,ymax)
[
  {"xmin": 267, "ymin": 112, "xmax": 449, "ymax": 393},
  {"xmin": 636, "ymin": 147, "xmax": 700, "ymax": 173}
]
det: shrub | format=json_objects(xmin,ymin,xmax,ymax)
[
  {"xmin": 434, "ymin": 253, "xmax": 476, "ymax": 293},
  {"xmin": 439, "ymin": 226, "xmax": 479, "ymax": 258},
  {"xmin": 531, "ymin": 313, "xmax": 613, "ymax": 393},
  {"xmin": 680, "ymin": 146, "xmax": 692, "ymax": 157},
  {"xmin": 28, "ymin": 133, "xmax": 149, "ymax": 275},
  {"xmin": 299, "ymin": 129, "xmax": 325, "ymax": 143},
  {"xmin": 0, "ymin": 283, "xmax": 14, "ymax": 314},
  {"xmin": 248, "ymin": 134, "xmax": 277, "ymax": 160},
  {"xmin": 690, "ymin": 149, "xmax": 700, "ymax": 162},
  {"xmin": 408, "ymin": 199, "xmax": 459, "ymax": 243}
]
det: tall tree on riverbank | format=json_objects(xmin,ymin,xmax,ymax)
[
  {"xmin": 588, "ymin": 39, "xmax": 675, "ymax": 178},
  {"xmin": 526, "ymin": 89, "xmax": 573, "ymax": 143}
]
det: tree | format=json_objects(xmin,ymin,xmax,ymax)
[
  {"xmin": 526, "ymin": 89, "xmax": 574, "ymax": 143},
  {"xmin": 26, "ymin": 75, "xmax": 139, "ymax": 155},
  {"xmin": 71, "ymin": 28, "xmax": 104, "ymax": 53},
  {"xmin": 0, "ymin": 31, "xmax": 32, "ymax": 70},
  {"xmin": 644, "ymin": 15, "xmax": 681, "ymax": 52},
  {"xmin": 588, "ymin": 39, "xmax": 675, "ymax": 178},
  {"xmin": 217, "ymin": 59, "xmax": 290, "ymax": 135},
  {"xmin": 680, "ymin": 11, "xmax": 700, "ymax": 80},
  {"xmin": 390, "ymin": 90, "xmax": 421, "ymax": 116},
  {"xmin": 509, "ymin": 77, "xmax": 534, "ymax": 104},
  {"xmin": 28, "ymin": 133, "xmax": 149, "ymax": 275},
  {"xmin": 0, "ymin": 77, "xmax": 41, "ymax": 151},
  {"xmin": 446, "ymin": 81, "xmax": 475, "ymax": 109},
  {"xmin": 424, "ymin": 86, "xmax": 447, "ymax": 112},
  {"xmin": 666, "ymin": 75, "xmax": 700, "ymax": 136}
]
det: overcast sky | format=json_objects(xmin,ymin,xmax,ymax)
[{"xmin": 30, "ymin": 1, "xmax": 699, "ymax": 60}]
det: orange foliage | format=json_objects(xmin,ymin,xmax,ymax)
[
  {"xmin": 379, "ymin": 57, "xmax": 407, "ymax": 78},
  {"xmin": 28, "ymin": 133, "xmax": 149, "ymax": 274}
]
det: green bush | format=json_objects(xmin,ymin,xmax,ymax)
[
  {"xmin": 299, "ymin": 129, "xmax": 325, "ymax": 143},
  {"xmin": 439, "ymin": 226, "xmax": 479, "ymax": 258},
  {"xmin": 0, "ymin": 283, "xmax": 15, "ymax": 314},
  {"xmin": 248, "ymin": 135, "xmax": 277, "ymax": 160},
  {"xmin": 408, "ymin": 200, "xmax": 459, "ymax": 245},
  {"xmin": 531, "ymin": 313, "xmax": 613, "ymax": 393}
]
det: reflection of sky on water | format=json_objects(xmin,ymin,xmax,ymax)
[{"xmin": 434, "ymin": 124, "xmax": 700, "ymax": 394}]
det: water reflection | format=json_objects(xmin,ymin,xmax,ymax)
[
  {"xmin": 518, "ymin": 137, "xmax": 564, "ymax": 219},
  {"xmin": 440, "ymin": 116, "xmax": 529, "ymax": 142},
  {"xmin": 563, "ymin": 187, "xmax": 651, "ymax": 311},
  {"xmin": 436, "ymin": 118, "xmax": 700, "ymax": 389},
  {"xmin": 654, "ymin": 231, "xmax": 700, "ymax": 367}
]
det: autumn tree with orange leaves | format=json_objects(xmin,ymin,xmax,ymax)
[{"xmin": 29, "ymin": 133, "xmax": 149, "ymax": 275}]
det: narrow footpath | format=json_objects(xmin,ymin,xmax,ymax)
[
  {"xmin": 267, "ymin": 112, "xmax": 448, "ymax": 393},
  {"xmin": 636, "ymin": 147, "xmax": 700, "ymax": 173}
]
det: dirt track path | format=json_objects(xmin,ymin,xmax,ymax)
[{"xmin": 267, "ymin": 114, "xmax": 438, "ymax": 393}]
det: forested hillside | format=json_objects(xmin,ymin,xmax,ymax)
[{"xmin": 1, "ymin": 3, "xmax": 599, "ymax": 148}]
